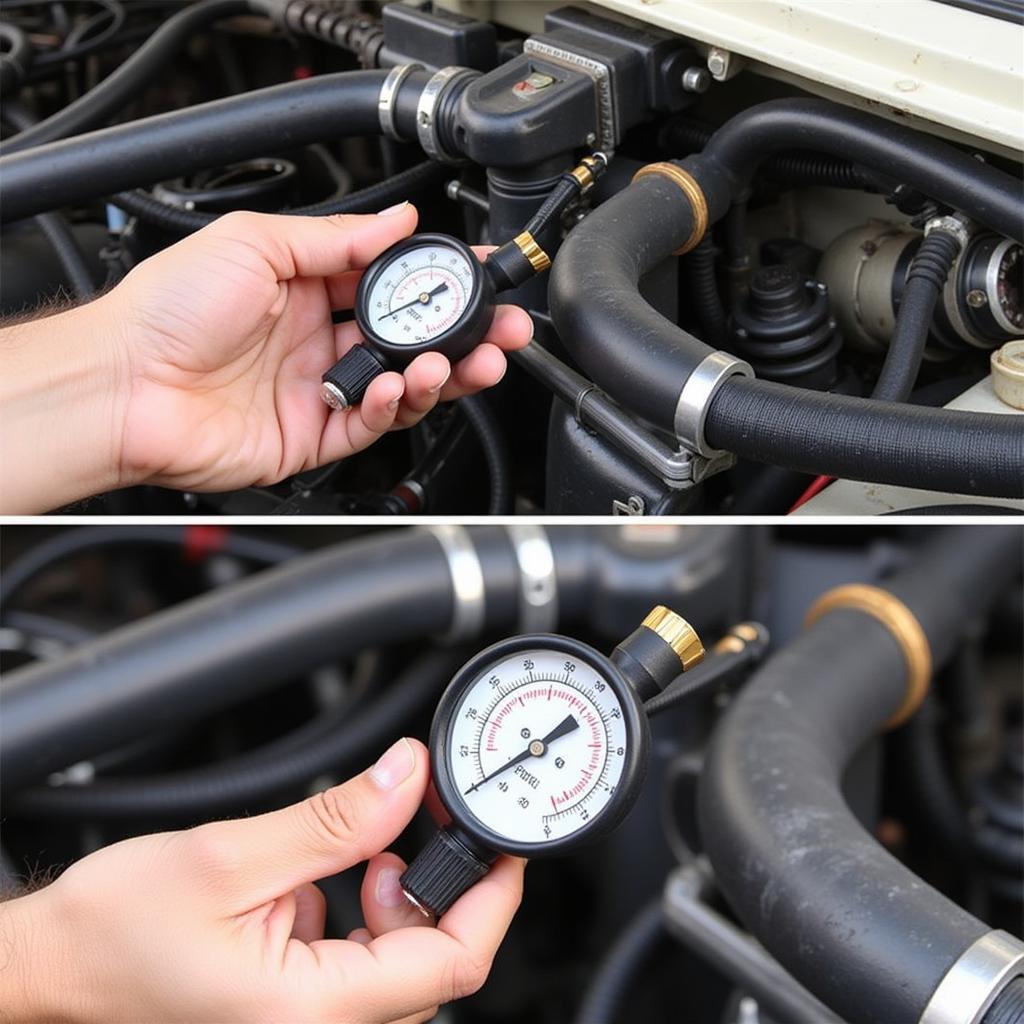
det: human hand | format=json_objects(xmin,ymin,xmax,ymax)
[
  {"xmin": 0, "ymin": 738, "xmax": 524, "ymax": 1023},
  {"xmin": 110, "ymin": 203, "xmax": 532, "ymax": 492}
]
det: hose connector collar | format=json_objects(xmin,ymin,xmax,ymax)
[
  {"xmin": 631, "ymin": 162, "xmax": 708, "ymax": 255},
  {"xmin": 674, "ymin": 351, "xmax": 753, "ymax": 458}
]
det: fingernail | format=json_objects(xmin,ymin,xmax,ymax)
[
  {"xmin": 377, "ymin": 201, "xmax": 409, "ymax": 217},
  {"xmin": 369, "ymin": 738, "xmax": 415, "ymax": 790},
  {"xmin": 375, "ymin": 868, "xmax": 406, "ymax": 909},
  {"xmin": 429, "ymin": 369, "xmax": 452, "ymax": 394},
  {"xmin": 387, "ymin": 395, "xmax": 402, "ymax": 411}
]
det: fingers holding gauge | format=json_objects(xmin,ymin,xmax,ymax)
[
  {"xmin": 320, "ymin": 233, "xmax": 496, "ymax": 411},
  {"xmin": 400, "ymin": 633, "xmax": 662, "ymax": 918}
]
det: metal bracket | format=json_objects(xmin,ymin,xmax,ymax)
[
  {"xmin": 522, "ymin": 38, "xmax": 615, "ymax": 152},
  {"xmin": 505, "ymin": 525, "xmax": 558, "ymax": 634}
]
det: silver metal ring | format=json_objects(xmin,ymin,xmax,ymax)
[
  {"xmin": 378, "ymin": 63, "xmax": 423, "ymax": 142},
  {"xmin": 919, "ymin": 930, "xmax": 1024, "ymax": 1024},
  {"xmin": 423, "ymin": 525, "xmax": 486, "ymax": 644},
  {"xmin": 416, "ymin": 66, "xmax": 474, "ymax": 163},
  {"xmin": 674, "ymin": 351, "xmax": 754, "ymax": 458},
  {"xmin": 986, "ymin": 237, "xmax": 1019, "ymax": 335},
  {"xmin": 924, "ymin": 213, "xmax": 971, "ymax": 252},
  {"xmin": 506, "ymin": 525, "xmax": 558, "ymax": 634}
]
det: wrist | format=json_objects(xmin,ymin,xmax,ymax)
[
  {"xmin": 0, "ymin": 887, "xmax": 82, "ymax": 1023},
  {"xmin": 0, "ymin": 293, "xmax": 133, "ymax": 513}
]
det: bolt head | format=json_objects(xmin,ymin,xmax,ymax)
[
  {"xmin": 967, "ymin": 289, "xmax": 988, "ymax": 308},
  {"xmin": 707, "ymin": 47, "xmax": 729, "ymax": 77},
  {"xmin": 585, "ymin": 132, "xmax": 597, "ymax": 146},
  {"xmin": 681, "ymin": 66, "xmax": 711, "ymax": 93}
]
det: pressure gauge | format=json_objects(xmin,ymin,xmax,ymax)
[
  {"xmin": 957, "ymin": 233, "xmax": 1024, "ymax": 345},
  {"xmin": 320, "ymin": 233, "xmax": 495, "ymax": 410},
  {"xmin": 400, "ymin": 608, "xmax": 705, "ymax": 917}
]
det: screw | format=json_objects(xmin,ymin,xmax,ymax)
[
  {"xmin": 707, "ymin": 47, "xmax": 730, "ymax": 78},
  {"xmin": 967, "ymin": 289, "xmax": 988, "ymax": 308},
  {"xmin": 681, "ymin": 66, "xmax": 710, "ymax": 93},
  {"xmin": 584, "ymin": 132, "xmax": 597, "ymax": 146},
  {"xmin": 445, "ymin": 181, "xmax": 460, "ymax": 201}
]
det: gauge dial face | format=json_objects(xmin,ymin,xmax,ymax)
[
  {"xmin": 364, "ymin": 244, "xmax": 476, "ymax": 345},
  {"xmin": 446, "ymin": 648, "xmax": 631, "ymax": 846}
]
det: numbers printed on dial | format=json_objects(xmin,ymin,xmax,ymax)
[
  {"xmin": 367, "ymin": 244, "xmax": 474, "ymax": 346},
  {"xmin": 448, "ymin": 648, "xmax": 630, "ymax": 845}
]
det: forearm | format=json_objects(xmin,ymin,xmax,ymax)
[
  {"xmin": 0, "ymin": 295, "xmax": 132, "ymax": 514},
  {"xmin": 0, "ymin": 888, "xmax": 79, "ymax": 1023}
]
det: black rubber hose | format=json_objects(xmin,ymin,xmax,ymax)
[
  {"xmin": 0, "ymin": 524, "xmax": 297, "ymax": 610},
  {"xmin": 0, "ymin": 526, "xmax": 591, "ymax": 792},
  {"xmin": 694, "ymin": 98, "xmax": 1023, "ymax": 240},
  {"xmin": 459, "ymin": 395, "xmax": 513, "ymax": 515},
  {"xmin": 685, "ymin": 236, "xmax": 727, "ymax": 346},
  {"xmin": 0, "ymin": 68, "xmax": 431, "ymax": 223},
  {"xmin": 1, "ymin": 0, "xmax": 255, "ymax": 153},
  {"xmin": 111, "ymin": 161, "xmax": 449, "ymax": 234},
  {"xmin": 32, "ymin": 0, "xmax": 127, "ymax": 69},
  {"xmin": 697, "ymin": 526, "xmax": 1021, "ymax": 1024},
  {"xmin": 573, "ymin": 900, "xmax": 666, "ymax": 1024},
  {"xmin": 0, "ymin": 20, "xmax": 32, "ymax": 92},
  {"xmin": 9, "ymin": 647, "xmax": 467, "ymax": 820},
  {"xmin": 872, "ymin": 229, "xmax": 962, "ymax": 402},
  {"xmin": 704, "ymin": 377, "xmax": 1024, "ymax": 497},
  {"xmin": 549, "ymin": 171, "xmax": 1024, "ymax": 497}
]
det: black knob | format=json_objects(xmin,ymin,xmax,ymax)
[
  {"xmin": 320, "ymin": 345, "xmax": 386, "ymax": 410},
  {"xmin": 400, "ymin": 827, "xmax": 492, "ymax": 917}
]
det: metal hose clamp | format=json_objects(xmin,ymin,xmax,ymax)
[
  {"xmin": 919, "ymin": 930, "xmax": 1024, "ymax": 1024},
  {"xmin": 416, "ymin": 66, "xmax": 476, "ymax": 163},
  {"xmin": 378, "ymin": 63, "xmax": 423, "ymax": 142},
  {"xmin": 506, "ymin": 525, "xmax": 558, "ymax": 633},
  {"xmin": 423, "ymin": 525, "xmax": 486, "ymax": 644},
  {"xmin": 674, "ymin": 351, "xmax": 753, "ymax": 458}
]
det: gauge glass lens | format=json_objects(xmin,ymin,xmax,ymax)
[
  {"xmin": 448, "ymin": 648, "xmax": 630, "ymax": 845},
  {"xmin": 993, "ymin": 242, "xmax": 1023, "ymax": 332},
  {"xmin": 366, "ymin": 244, "xmax": 475, "ymax": 345}
]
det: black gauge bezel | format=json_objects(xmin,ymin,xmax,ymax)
[
  {"xmin": 429, "ymin": 634, "xmax": 651, "ymax": 859},
  {"xmin": 354, "ymin": 232, "xmax": 495, "ymax": 368},
  {"xmin": 957, "ymin": 233, "xmax": 1023, "ymax": 343}
]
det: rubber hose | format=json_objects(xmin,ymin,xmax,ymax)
[
  {"xmin": 984, "ymin": 978, "xmax": 1024, "ymax": 1024},
  {"xmin": 694, "ymin": 98, "xmax": 1022, "ymax": 240},
  {"xmin": 697, "ymin": 526, "xmax": 1021, "ymax": 1024},
  {"xmin": 9, "ymin": 647, "xmax": 467, "ymax": 820},
  {"xmin": 0, "ymin": 20, "xmax": 32, "ymax": 92},
  {"xmin": 686, "ymin": 236, "xmax": 727, "ymax": 346},
  {"xmin": 1, "ymin": 0, "xmax": 255, "ymax": 153},
  {"xmin": 32, "ymin": 0, "xmax": 127, "ymax": 69},
  {"xmin": 872, "ymin": 229, "xmax": 961, "ymax": 402},
  {"xmin": 112, "ymin": 161, "xmax": 449, "ymax": 234},
  {"xmin": 0, "ymin": 524, "xmax": 297, "ymax": 609},
  {"xmin": 549, "ymin": 173, "xmax": 1024, "ymax": 497},
  {"xmin": 0, "ymin": 68, "xmax": 432, "ymax": 223},
  {"xmin": 573, "ymin": 900, "xmax": 666, "ymax": 1024},
  {"xmin": 0, "ymin": 526, "xmax": 581, "ymax": 792},
  {"xmin": 459, "ymin": 394, "xmax": 513, "ymax": 515}
]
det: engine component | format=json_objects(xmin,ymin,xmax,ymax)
[
  {"xmin": 819, "ymin": 221, "xmax": 1024, "ymax": 353},
  {"xmin": 400, "ymin": 607, "xmax": 702, "ymax": 916},
  {"xmin": 728, "ymin": 265, "xmax": 840, "ymax": 389}
]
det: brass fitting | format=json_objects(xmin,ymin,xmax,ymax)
[
  {"xmin": 712, "ymin": 621, "xmax": 764, "ymax": 655},
  {"xmin": 513, "ymin": 230, "xmax": 551, "ymax": 273},
  {"xmin": 631, "ymin": 162, "xmax": 708, "ymax": 256},
  {"xmin": 642, "ymin": 606, "xmax": 705, "ymax": 671},
  {"xmin": 804, "ymin": 584, "xmax": 932, "ymax": 729},
  {"xmin": 570, "ymin": 153, "xmax": 607, "ymax": 191}
]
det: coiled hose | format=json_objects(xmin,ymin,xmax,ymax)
[
  {"xmin": 8, "ymin": 647, "xmax": 466, "ymax": 820},
  {"xmin": 459, "ymin": 394, "xmax": 513, "ymax": 515},
  {"xmin": 872, "ymin": 228, "xmax": 962, "ymax": 402},
  {"xmin": 111, "ymin": 161, "xmax": 449, "ymax": 234},
  {"xmin": 1, "ymin": 0, "xmax": 257, "ymax": 153},
  {"xmin": 573, "ymin": 900, "xmax": 666, "ymax": 1024}
]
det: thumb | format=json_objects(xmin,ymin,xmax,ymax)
[
  {"xmin": 205, "ymin": 203, "xmax": 419, "ymax": 281},
  {"xmin": 185, "ymin": 737, "xmax": 429, "ymax": 913}
]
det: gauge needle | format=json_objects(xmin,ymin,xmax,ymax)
[
  {"xmin": 464, "ymin": 714, "xmax": 579, "ymax": 794},
  {"xmin": 379, "ymin": 282, "xmax": 448, "ymax": 321}
]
